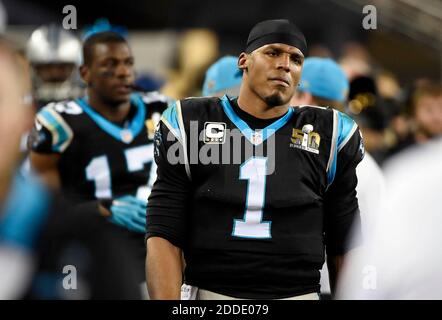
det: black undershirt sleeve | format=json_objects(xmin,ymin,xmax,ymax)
[
  {"xmin": 324, "ymin": 130, "xmax": 364, "ymax": 256},
  {"xmin": 145, "ymin": 122, "xmax": 191, "ymax": 249}
]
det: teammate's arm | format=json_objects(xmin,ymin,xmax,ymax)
[
  {"xmin": 30, "ymin": 152, "xmax": 115, "ymax": 218},
  {"xmin": 27, "ymin": 113, "xmax": 66, "ymax": 190},
  {"xmin": 28, "ymin": 119, "xmax": 112, "ymax": 217},
  {"xmin": 324, "ymin": 125, "xmax": 364, "ymax": 296},
  {"xmin": 29, "ymin": 152, "xmax": 61, "ymax": 190},
  {"xmin": 145, "ymin": 116, "xmax": 191, "ymax": 300}
]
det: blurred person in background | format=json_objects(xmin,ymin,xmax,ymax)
[
  {"xmin": 346, "ymin": 76, "xmax": 391, "ymax": 164},
  {"xmin": 0, "ymin": 38, "xmax": 33, "ymax": 206},
  {"xmin": 291, "ymin": 57, "xmax": 348, "ymax": 112},
  {"xmin": 337, "ymin": 136, "xmax": 442, "ymax": 299},
  {"xmin": 82, "ymin": 19, "xmax": 166, "ymax": 93},
  {"xmin": 0, "ymin": 38, "xmax": 34, "ymax": 162},
  {"xmin": 202, "ymin": 55, "xmax": 242, "ymax": 97},
  {"xmin": 0, "ymin": 37, "xmax": 141, "ymax": 300},
  {"xmin": 28, "ymin": 31, "xmax": 170, "ymax": 290},
  {"xmin": 291, "ymin": 57, "xmax": 385, "ymax": 299},
  {"xmin": 339, "ymin": 42, "xmax": 373, "ymax": 82},
  {"xmin": 385, "ymin": 80, "xmax": 442, "ymax": 159},
  {"xmin": 383, "ymin": 80, "xmax": 423, "ymax": 157},
  {"xmin": 409, "ymin": 81, "xmax": 442, "ymax": 142},
  {"xmin": 0, "ymin": 1, "xmax": 6, "ymax": 34},
  {"xmin": 26, "ymin": 24, "xmax": 83, "ymax": 109},
  {"xmin": 306, "ymin": 44, "xmax": 333, "ymax": 59},
  {"xmin": 375, "ymin": 71, "xmax": 402, "ymax": 102},
  {"xmin": 375, "ymin": 71, "xmax": 403, "ymax": 133},
  {"xmin": 0, "ymin": 38, "xmax": 53, "ymax": 298},
  {"xmin": 161, "ymin": 29, "xmax": 219, "ymax": 99},
  {"xmin": 14, "ymin": 49, "xmax": 38, "ymax": 174}
]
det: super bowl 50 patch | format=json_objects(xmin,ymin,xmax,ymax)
[{"xmin": 290, "ymin": 124, "xmax": 320, "ymax": 154}]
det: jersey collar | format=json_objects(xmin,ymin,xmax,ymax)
[
  {"xmin": 220, "ymin": 95, "xmax": 294, "ymax": 146},
  {"xmin": 76, "ymin": 94, "xmax": 146, "ymax": 144}
]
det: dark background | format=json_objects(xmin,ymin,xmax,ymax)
[{"xmin": 3, "ymin": 0, "xmax": 441, "ymax": 83}]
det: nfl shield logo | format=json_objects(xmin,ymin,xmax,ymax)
[
  {"xmin": 251, "ymin": 131, "xmax": 263, "ymax": 145},
  {"xmin": 121, "ymin": 129, "xmax": 133, "ymax": 143}
]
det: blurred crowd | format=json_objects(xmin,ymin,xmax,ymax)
[
  {"xmin": 8, "ymin": 22, "xmax": 441, "ymax": 166},
  {"xmin": 149, "ymin": 29, "xmax": 442, "ymax": 166},
  {"xmin": 0, "ymin": 18, "xmax": 441, "ymax": 299}
]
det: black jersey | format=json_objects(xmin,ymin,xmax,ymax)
[
  {"xmin": 29, "ymin": 92, "xmax": 169, "ymax": 202},
  {"xmin": 29, "ymin": 92, "xmax": 170, "ymax": 283},
  {"xmin": 146, "ymin": 95, "xmax": 364, "ymax": 299}
]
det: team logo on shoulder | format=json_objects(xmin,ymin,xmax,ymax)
[
  {"xmin": 204, "ymin": 122, "xmax": 226, "ymax": 144},
  {"xmin": 290, "ymin": 124, "xmax": 320, "ymax": 154}
]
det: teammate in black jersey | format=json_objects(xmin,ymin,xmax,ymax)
[
  {"xmin": 146, "ymin": 19, "xmax": 364, "ymax": 299},
  {"xmin": 0, "ymin": 40, "xmax": 141, "ymax": 299},
  {"xmin": 28, "ymin": 32, "xmax": 169, "ymax": 283}
]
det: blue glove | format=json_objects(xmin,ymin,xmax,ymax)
[{"xmin": 108, "ymin": 195, "xmax": 147, "ymax": 233}]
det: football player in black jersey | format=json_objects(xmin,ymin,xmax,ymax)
[
  {"xmin": 0, "ymin": 38, "xmax": 141, "ymax": 299},
  {"xmin": 146, "ymin": 19, "xmax": 364, "ymax": 300},
  {"xmin": 28, "ymin": 32, "xmax": 170, "ymax": 284}
]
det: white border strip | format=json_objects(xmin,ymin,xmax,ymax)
[
  {"xmin": 37, "ymin": 109, "xmax": 74, "ymax": 152},
  {"xmin": 337, "ymin": 123, "xmax": 358, "ymax": 152},
  {"xmin": 326, "ymin": 110, "xmax": 339, "ymax": 173},
  {"xmin": 161, "ymin": 118, "xmax": 183, "ymax": 145}
]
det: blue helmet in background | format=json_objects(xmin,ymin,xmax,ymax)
[{"xmin": 202, "ymin": 56, "xmax": 242, "ymax": 97}]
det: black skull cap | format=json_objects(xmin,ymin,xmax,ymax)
[{"xmin": 246, "ymin": 19, "xmax": 307, "ymax": 55}]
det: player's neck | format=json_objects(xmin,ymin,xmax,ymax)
[
  {"xmin": 237, "ymin": 87, "xmax": 289, "ymax": 120},
  {"xmin": 87, "ymin": 91, "xmax": 131, "ymax": 123}
]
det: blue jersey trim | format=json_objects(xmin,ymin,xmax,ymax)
[
  {"xmin": 38, "ymin": 109, "xmax": 70, "ymax": 152},
  {"xmin": 337, "ymin": 112, "xmax": 356, "ymax": 151},
  {"xmin": 220, "ymin": 95, "xmax": 294, "ymax": 146},
  {"xmin": 76, "ymin": 93, "xmax": 146, "ymax": 144},
  {"xmin": 161, "ymin": 101, "xmax": 181, "ymax": 140},
  {"xmin": 327, "ymin": 148, "xmax": 337, "ymax": 187},
  {"xmin": 327, "ymin": 111, "xmax": 357, "ymax": 186}
]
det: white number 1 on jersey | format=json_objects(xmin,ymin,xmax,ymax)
[{"xmin": 232, "ymin": 157, "xmax": 272, "ymax": 239}]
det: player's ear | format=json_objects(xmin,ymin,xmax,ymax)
[
  {"xmin": 238, "ymin": 53, "xmax": 248, "ymax": 73},
  {"xmin": 79, "ymin": 65, "xmax": 90, "ymax": 85}
]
